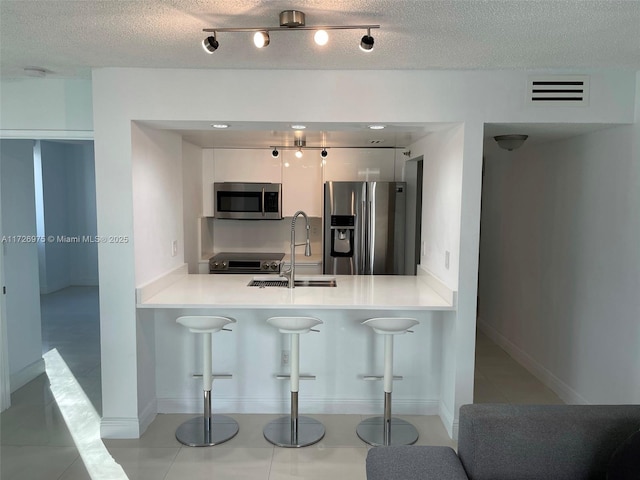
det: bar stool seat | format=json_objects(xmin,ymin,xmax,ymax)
[
  {"xmin": 175, "ymin": 315, "xmax": 239, "ymax": 447},
  {"xmin": 357, "ymin": 317, "xmax": 420, "ymax": 447},
  {"xmin": 264, "ymin": 316, "xmax": 325, "ymax": 448}
]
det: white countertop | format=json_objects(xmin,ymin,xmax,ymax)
[{"xmin": 137, "ymin": 274, "xmax": 454, "ymax": 310}]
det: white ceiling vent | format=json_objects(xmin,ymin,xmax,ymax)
[{"xmin": 528, "ymin": 75, "xmax": 589, "ymax": 106}]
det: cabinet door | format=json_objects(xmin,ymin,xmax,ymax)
[
  {"xmin": 323, "ymin": 148, "xmax": 396, "ymax": 182},
  {"xmin": 282, "ymin": 150, "xmax": 322, "ymax": 217},
  {"xmin": 213, "ymin": 149, "xmax": 282, "ymax": 183}
]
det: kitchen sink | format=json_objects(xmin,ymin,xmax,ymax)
[{"xmin": 248, "ymin": 276, "xmax": 337, "ymax": 288}]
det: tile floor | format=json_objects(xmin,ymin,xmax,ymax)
[{"xmin": 1, "ymin": 286, "xmax": 563, "ymax": 480}]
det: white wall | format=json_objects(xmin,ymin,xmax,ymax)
[
  {"xmin": 0, "ymin": 150, "xmax": 8, "ymax": 410},
  {"xmin": 0, "ymin": 140, "xmax": 43, "ymax": 391},
  {"xmin": 90, "ymin": 68, "xmax": 636, "ymax": 438},
  {"xmin": 478, "ymin": 123, "xmax": 640, "ymax": 404},
  {"xmin": 36, "ymin": 140, "xmax": 98, "ymax": 293},
  {"xmin": 407, "ymin": 123, "xmax": 482, "ymax": 432},
  {"xmin": 132, "ymin": 123, "xmax": 185, "ymax": 285},
  {"xmin": 182, "ymin": 140, "xmax": 203, "ymax": 274},
  {"xmin": 0, "ymin": 78, "xmax": 93, "ymax": 135},
  {"xmin": 410, "ymin": 126, "xmax": 464, "ymax": 289}
]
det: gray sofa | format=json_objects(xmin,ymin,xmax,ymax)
[{"xmin": 366, "ymin": 404, "xmax": 640, "ymax": 480}]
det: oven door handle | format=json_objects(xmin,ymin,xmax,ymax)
[{"xmin": 261, "ymin": 187, "xmax": 266, "ymax": 217}]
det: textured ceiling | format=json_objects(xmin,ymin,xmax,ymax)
[{"xmin": 1, "ymin": 0, "xmax": 640, "ymax": 79}]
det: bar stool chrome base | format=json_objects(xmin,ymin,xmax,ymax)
[
  {"xmin": 176, "ymin": 414, "xmax": 239, "ymax": 447},
  {"xmin": 356, "ymin": 416, "xmax": 419, "ymax": 446},
  {"xmin": 263, "ymin": 416, "xmax": 325, "ymax": 448}
]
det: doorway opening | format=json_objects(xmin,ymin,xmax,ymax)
[{"xmin": 0, "ymin": 139, "xmax": 101, "ymax": 413}]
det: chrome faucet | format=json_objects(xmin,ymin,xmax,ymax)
[{"xmin": 280, "ymin": 210, "xmax": 311, "ymax": 289}]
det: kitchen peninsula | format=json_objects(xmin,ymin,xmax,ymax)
[
  {"xmin": 137, "ymin": 269, "xmax": 454, "ymax": 310},
  {"xmin": 135, "ymin": 267, "xmax": 457, "ymax": 438}
]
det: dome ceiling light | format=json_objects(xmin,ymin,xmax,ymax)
[
  {"xmin": 494, "ymin": 134, "xmax": 529, "ymax": 151},
  {"xmin": 201, "ymin": 10, "xmax": 379, "ymax": 53}
]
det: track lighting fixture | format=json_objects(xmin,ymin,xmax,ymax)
[
  {"xmin": 360, "ymin": 28, "xmax": 374, "ymax": 52},
  {"xmin": 202, "ymin": 35, "xmax": 219, "ymax": 54},
  {"xmin": 202, "ymin": 10, "xmax": 378, "ymax": 53},
  {"xmin": 269, "ymin": 138, "xmax": 330, "ymax": 163}
]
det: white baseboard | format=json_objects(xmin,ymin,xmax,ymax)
[
  {"xmin": 477, "ymin": 318, "xmax": 589, "ymax": 405},
  {"xmin": 438, "ymin": 400, "xmax": 459, "ymax": 440},
  {"xmin": 100, "ymin": 400, "xmax": 158, "ymax": 439},
  {"xmin": 100, "ymin": 417, "xmax": 143, "ymax": 439},
  {"xmin": 157, "ymin": 396, "xmax": 440, "ymax": 416},
  {"xmin": 138, "ymin": 398, "xmax": 157, "ymax": 436},
  {"xmin": 10, "ymin": 358, "xmax": 45, "ymax": 392}
]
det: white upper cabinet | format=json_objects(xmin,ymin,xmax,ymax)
[
  {"xmin": 282, "ymin": 150, "xmax": 323, "ymax": 217},
  {"xmin": 202, "ymin": 148, "xmax": 283, "ymax": 217},
  {"xmin": 323, "ymin": 148, "xmax": 397, "ymax": 182},
  {"xmin": 202, "ymin": 147, "xmax": 397, "ymax": 219},
  {"xmin": 213, "ymin": 149, "xmax": 282, "ymax": 183}
]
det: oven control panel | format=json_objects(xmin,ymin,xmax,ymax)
[
  {"xmin": 261, "ymin": 261, "xmax": 282, "ymax": 272},
  {"xmin": 209, "ymin": 253, "xmax": 284, "ymax": 274}
]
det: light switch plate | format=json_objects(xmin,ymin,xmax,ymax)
[{"xmin": 171, "ymin": 240, "xmax": 177, "ymax": 257}]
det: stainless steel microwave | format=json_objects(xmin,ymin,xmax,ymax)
[{"xmin": 213, "ymin": 182, "xmax": 283, "ymax": 220}]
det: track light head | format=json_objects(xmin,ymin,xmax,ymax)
[
  {"xmin": 202, "ymin": 35, "xmax": 219, "ymax": 53},
  {"xmin": 253, "ymin": 31, "xmax": 270, "ymax": 48},
  {"xmin": 271, "ymin": 148, "xmax": 279, "ymax": 158},
  {"xmin": 314, "ymin": 30, "xmax": 329, "ymax": 46},
  {"xmin": 321, "ymin": 148, "xmax": 328, "ymax": 158},
  {"xmin": 360, "ymin": 33, "xmax": 374, "ymax": 52}
]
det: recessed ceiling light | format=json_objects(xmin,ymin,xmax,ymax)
[
  {"xmin": 291, "ymin": 124, "xmax": 306, "ymax": 129},
  {"xmin": 211, "ymin": 124, "xmax": 229, "ymax": 129},
  {"xmin": 368, "ymin": 125, "xmax": 385, "ymax": 130}
]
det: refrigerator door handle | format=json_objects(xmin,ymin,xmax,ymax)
[
  {"xmin": 368, "ymin": 199, "xmax": 374, "ymax": 274},
  {"xmin": 361, "ymin": 199, "xmax": 367, "ymax": 274}
]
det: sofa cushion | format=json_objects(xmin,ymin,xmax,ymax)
[
  {"xmin": 457, "ymin": 404, "xmax": 640, "ymax": 480},
  {"xmin": 366, "ymin": 446, "xmax": 469, "ymax": 480},
  {"xmin": 607, "ymin": 430, "xmax": 640, "ymax": 480}
]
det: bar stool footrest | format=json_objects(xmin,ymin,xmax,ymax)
[
  {"xmin": 363, "ymin": 375, "xmax": 403, "ymax": 381},
  {"xmin": 275, "ymin": 374, "xmax": 316, "ymax": 380},
  {"xmin": 356, "ymin": 416, "xmax": 419, "ymax": 446},
  {"xmin": 263, "ymin": 416, "xmax": 325, "ymax": 448},
  {"xmin": 176, "ymin": 415, "xmax": 239, "ymax": 447}
]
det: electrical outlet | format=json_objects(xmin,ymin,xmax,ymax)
[
  {"xmin": 281, "ymin": 350, "xmax": 290, "ymax": 366},
  {"xmin": 171, "ymin": 240, "xmax": 177, "ymax": 257},
  {"xmin": 421, "ymin": 241, "xmax": 427, "ymax": 256},
  {"xmin": 445, "ymin": 250, "xmax": 450, "ymax": 269}
]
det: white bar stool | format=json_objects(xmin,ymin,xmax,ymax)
[
  {"xmin": 357, "ymin": 317, "xmax": 420, "ymax": 446},
  {"xmin": 175, "ymin": 315, "xmax": 239, "ymax": 447},
  {"xmin": 263, "ymin": 316, "xmax": 325, "ymax": 448}
]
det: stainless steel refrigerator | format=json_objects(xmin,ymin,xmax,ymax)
[{"xmin": 323, "ymin": 181, "xmax": 406, "ymax": 275}]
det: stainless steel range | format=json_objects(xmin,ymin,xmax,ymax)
[{"xmin": 209, "ymin": 252, "xmax": 284, "ymax": 274}]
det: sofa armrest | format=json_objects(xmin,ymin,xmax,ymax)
[{"xmin": 366, "ymin": 446, "xmax": 469, "ymax": 480}]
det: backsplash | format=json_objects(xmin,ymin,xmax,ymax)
[{"xmin": 211, "ymin": 216, "xmax": 323, "ymax": 254}]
